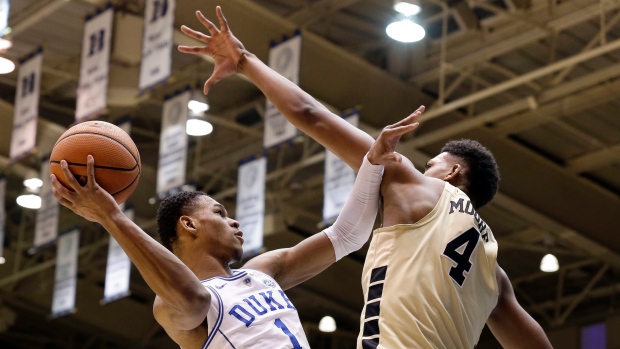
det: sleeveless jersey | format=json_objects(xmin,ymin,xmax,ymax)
[
  {"xmin": 357, "ymin": 182, "xmax": 499, "ymax": 349},
  {"xmin": 199, "ymin": 268, "xmax": 310, "ymax": 349}
]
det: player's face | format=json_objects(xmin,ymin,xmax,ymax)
[
  {"xmin": 192, "ymin": 197, "xmax": 244, "ymax": 263},
  {"xmin": 423, "ymin": 152, "xmax": 458, "ymax": 180}
]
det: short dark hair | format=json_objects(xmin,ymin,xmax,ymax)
[
  {"xmin": 441, "ymin": 139, "xmax": 500, "ymax": 209},
  {"xmin": 156, "ymin": 191, "xmax": 209, "ymax": 252}
]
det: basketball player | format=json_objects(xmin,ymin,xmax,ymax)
[
  {"xmin": 178, "ymin": 6, "xmax": 554, "ymax": 348},
  {"xmin": 50, "ymin": 115, "xmax": 420, "ymax": 348}
]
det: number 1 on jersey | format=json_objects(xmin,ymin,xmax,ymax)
[
  {"xmin": 274, "ymin": 318, "xmax": 302, "ymax": 349},
  {"xmin": 442, "ymin": 227, "xmax": 480, "ymax": 287}
]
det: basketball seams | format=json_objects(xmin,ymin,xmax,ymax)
[
  {"xmin": 49, "ymin": 160, "xmax": 139, "ymax": 172},
  {"xmin": 52, "ymin": 132, "xmax": 140, "ymax": 166}
]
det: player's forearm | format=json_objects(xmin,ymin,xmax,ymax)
[
  {"xmin": 238, "ymin": 52, "xmax": 374, "ymax": 171},
  {"xmin": 100, "ymin": 211, "xmax": 208, "ymax": 313},
  {"xmin": 488, "ymin": 317, "xmax": 553, "ymax": 349}
]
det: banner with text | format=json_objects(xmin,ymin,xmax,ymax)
[
  {"xmin": 157, "ymin": 91, "xmax": 189, "ymax": 196},
  {"xmin": 263, "ymin": 35, "xmax": 301, "ymax": 148},
  {"xmin": 75, "ymin": 7, "xmax": 113, "ymax": 122},
  {"xmin": 103, "ymin": 207, "xmax": 133, "ymax": 303},
  {"xmin": 236, "ymin": 157, "xmax": 266, "ymax": 256},
  {"xmin": 10, "ymin": 51, "xmax": 43, "ymax": 161},
  {"xmin": 0, "ymin": 177, "xmax": 5, "ymax": 259},
  {"xmin": 34, "ymin": 159, "xmax": 59, "ymax": 248},
  {"xmin": 323, "ymin": 113, "xmax": 359, "ymax": 223},
  {"xmin": 139, "ymin": 0, "xmax": 175, "ymax": 90},
  {"xmin": 51, "ymin": 229, "xmax": 79, "ymax": 318}
]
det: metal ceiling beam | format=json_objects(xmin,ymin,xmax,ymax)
[
  {"xmin": 413, "ymin": 0, "xmax": 620, "ymax": 85},
  {"xmin": 8, "ymin": 0, "xmax": 71, "ymax": 38},
  {"xmin": 286, "ymin": 0, "xmax": 361, "ymax": 26},
  {"xmin": 566, "ymin": 144, "xmax": 620, "ymax": 174}
]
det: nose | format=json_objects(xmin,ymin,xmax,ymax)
[{"xmin": 229, "ymin": 218, "xmax": 240, "ymax": 228}]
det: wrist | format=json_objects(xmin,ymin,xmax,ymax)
[
  {"xmin": 236, "ymin": 51, "xmax": 255, "ymax": 74},
  {"xmin": 100, "ymin": 207, "xmax": 125, "ymax": 228}
]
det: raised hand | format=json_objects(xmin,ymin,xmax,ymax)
[
  {"xmin": 51, "ymin": 155, "xmax": 121, "ymax": 223},
  {"xmin": 178, "ymin": 6, "xmax": 247, "ymax": 95},
  {"xmin": 367, "ymin": 106, "xmax": 425, "ymax": 166}
]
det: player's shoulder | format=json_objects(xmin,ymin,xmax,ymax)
[{"xmin": 199, "ymin": 269, "xmax": 249, "ymax": 285}]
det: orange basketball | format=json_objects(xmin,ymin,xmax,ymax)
[{"xmin": 50, "ymin": 121, "xmax": 141, "ymax": 204}]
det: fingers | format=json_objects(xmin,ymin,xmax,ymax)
[
  {"xmin": 196, "ymin": 11, "xmax": 219, "ymax": 35},
  {"xmin": 178, "ymin": 45, "xmax": 209, "ymax": 55},
  {"xmin": 51, "ymin": 174, "xmax": 76, "ymax": 204},
  {"xmin": 390, "ymin": 108, "xmax": 424, "ymax": 128},
  {"xmin": 216, "ymin": 6, "xmax": 230, "ymax": 32},
  {"xmin": 204, "ymin": 75, "xmax": 221, "ymax": 95},
  {"xmin": 180, "ymin": 25, "xmax": 211, "ymax": 44},
  {"xmin": 59, "ymin": 160, "xmax": 84, "ymax": 192},
  {"xmin": 86, "ymin": 155, "xmax": 96, "ymax": 189}
]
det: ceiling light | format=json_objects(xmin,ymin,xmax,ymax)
[
  {"xmin": 394, "ymin": 0, "xmax": 421, "ymax": 17},
  {"xmin": 0, "ymin": 57, "xmax": 14, "ymax": 74},
  {"xmin": 0, "ymin": 38, "xmax": 11, "ymax": 51},
  {"xmin": 188, "ymin": 90, "xmax": 209, "ymax": 116},
  {"xmin": 16, "ymin": 194, "xmax": 41, "ymax": 209},
  {"xmin": 386, "ymin": 19, "xmax": 425, "ymax": 43},
  {"xmin": 23, "ymin": 178, "xmax": 43, "ymax": 190},
  {"xmin": 0, "ymin": 257, "xmax": 5, "ymax": 264},
  {"xmin": 186, "ymin": 118, "xmax": 213, "ymax": 136},
  {"xmin": 318, "ymin": 316, "xmax": 336, "ymax": 332},
  {"xmin": 540, "ymin": 253, "xmax": 559, "ymax": 272}
]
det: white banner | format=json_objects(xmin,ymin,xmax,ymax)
[
  {"xmin": 75, "ymin": 8, "xmax": 113, "ymax": 122},
  {"xmin": 323, "ymin": 113, "xmax": 359, "ymax": 222},
  {"xmin": 0, "ymin": 177, "xmax": 5, "ymax": 259},
  {"xmin": 10, "ymin": 51, "xmax": 43, "ymax": 161},
  {"xmin": 263, "ymin": 35, "xmax": 302, "ymax": 149},
  {"xmin": 51, "ymin": 229, "xmax": 79, "ymax": 318},
  {"xmin": 0, "ymin": 0, "xmax": 8, "ymax": 36},
  {"xmin": 157, "ymin": 91, "xmax": 189, "ymax": 195},
  {"xmin": 139, "ymin": 0, "xmax": 175, "ymax": 90},
  {"xmin": 236, "ymin": 157, "xmax": 266, "ymax": 256},
  {"xmin": 34, "ymin": 159, "xmax": 59, "ymax": 248},
  {"xmin": 103, "ymin": 207, "xmax": 133, "ymax": 303}
]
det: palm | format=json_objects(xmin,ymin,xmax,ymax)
[{"xmin": 368, "ymin": 107, "xmax": 424, "ymax": 166}]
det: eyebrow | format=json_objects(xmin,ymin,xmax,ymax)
[{"xmin": 213, "ymin": 203, "xmax": 228, "ymax": 215}]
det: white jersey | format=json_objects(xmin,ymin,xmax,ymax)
[{"xmin": 199, "ymin": 268, "xmax": 310, "ymax": 349}]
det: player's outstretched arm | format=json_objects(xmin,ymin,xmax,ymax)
[
  {"xmin": 245, "ymin": 116, "xmax": 421, "ymax": 290},
  {"xmin": 178, "ymin": 6, "xmax": 378, "ymax": 171},
  {"xmin": 51, "ymin": 156, "xmax": 210, "ymax": 331},
  {"xmin": 487, "ymin": 265, "xmax": 554, "ymax": 349}
]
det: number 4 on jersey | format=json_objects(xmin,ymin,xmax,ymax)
[{"xmin": 442, "ymin": 227, "xmax": 480, "ymax": 287}]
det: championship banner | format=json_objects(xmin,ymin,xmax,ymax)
[
  {"xmin": 236, "ymin": 157, "xmax": 266, "ymax": 256},
  {"xmin": 323, "ymin": 113, "xmax": 359, "ymax": 223},
  {"xmin": 51, "ymin": 228, "xmax": 80, "ymax": 318},
  {"xmin": 10, "ymin": 50, "xmax": 43, "ymax": 161},
  {"xmin": 0, "ymin": 177, "xmax": 6, "ymax": 259},
  {"xmin": 75, "ymin": 7, "xmax": 113, "ymax": 122},
  {"xmin": 0, "ymin": 0, "xmax": 9, "ymax": 36},
  {"xmin": 263, "ymin": 34, "xmax": 302, "ymax": 149},
  {"xmin": 139, "ymin": 0, "xmax": 175, "ymax": 90},
  {"xmin": 103, "ymin": 207, "xmax": 133, "ymax": 303},
  {"xmin": 34, "ymin": 158, "xmax": 59, "ymax": 248},
  {"xmin": 157, "ymin": 91, "xmax": 189, "ymax": 196}
]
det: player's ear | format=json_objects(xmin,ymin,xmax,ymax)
[
  {"xmin": 443, "ymin": 164, "xmax": 462, "ymax": 182},
  {"xmin": 179, "ymin": 216, "xmax": 197, "ymax": 235}
]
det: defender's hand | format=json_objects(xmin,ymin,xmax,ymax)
[
  {"xmin": 51, "ymin": 155, "xmax": 122, "ymax": 223},
  {"xmin": 178, "ymin": 6, "xmax": 248, "ymax": 95},
  {"xmin": 367, "ymin": 106, "xmax": 424, "ymax": 166}
]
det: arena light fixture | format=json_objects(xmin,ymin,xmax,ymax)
[
  {"xmin": 16, "ymin": 194, "xmax": 41, "ymax": 209},
  {"xmin": 386, "ymin": 19, "xmax": 425, "ymax": 43},
  {"xmin": 0, "ymin": 56, "xmax": 14, "ymax": 74},
  {"xmin": 318, "ymin": 316, "xmax": 336, "ymax": 332},
  {"xmin": 394, "ymin": 0, "xmax": 421, "ymax": 17},
  {"xmin": 186, "ymin": 117, "xmax": 213, "ymax": 136},
  {"xmin": 540, "ymin": 253, "xmax": 559, "ymax": 272},
  {"xmin": 188, "ymin": 90, "xmax": 209, "ymax": 116},
  {"xmin": 23, "ymin": 177, "xmax": 43, "ymax": 190}
]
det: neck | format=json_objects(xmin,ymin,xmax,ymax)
[{"xmin": 176, "ymin": 246, "xmax": 234, "ymax": 281}]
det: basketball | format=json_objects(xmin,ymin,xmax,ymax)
[{"xmin": 49, "ymin": 121, "xmax": 141, "ymax": 204}]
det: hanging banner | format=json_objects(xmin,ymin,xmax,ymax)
[
  {"xmin": 34, "ymin": 158, "xmax": 59, "ymax": 248},
  {"xmin": 263, "ymin": 35, "xmax": 302, "ymax": 149},
  {"xmin": 51, "ymin": 228, "xmax": 80, "ymax": 318},
  {"xmin": 0, "ymin": 177, "xmax": 5, "ymax": 260},
  {"xmin": 157, "ymin": 91, "xmax": 189, "ymax": 196},
  {"xmin": 0, "ymin": 0, "xmax": 9, "ymax": 37},
  {"xmin": 75, "ymin": 7, "xmax": 114, "ymax": 122},
  {"xmin": 236, "ymin": 157, "xmax": 266, "ymax": 256},
  {"xmin": 139, "ymin": 0, "xmax": 175, "ymax": 90},
  {"xmin": 10, "ymin": 50, "xmax": 43, "ymax": 161},
  {"xmin": 323, "ymin": 113, "xmax": 359, "ymax": 223},
  {"xmin": 103, "ymin": 207, "xmax": 133, "ymax": 303}
]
